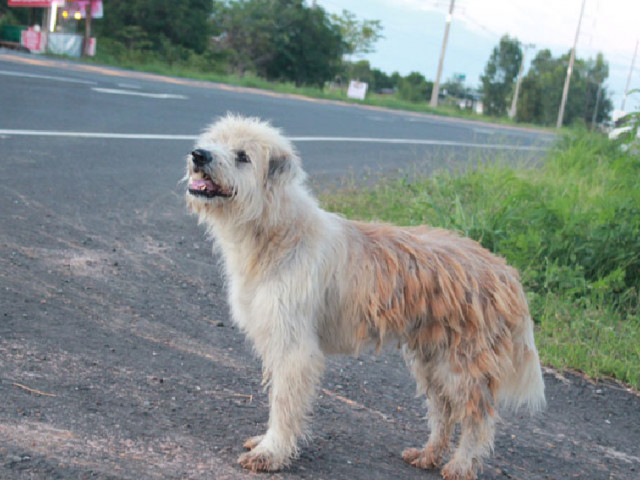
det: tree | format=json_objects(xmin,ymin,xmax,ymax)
[
  {"xmin": 329, "ymin": 9, "xmax": 383, "ymax": 58},
  {"xmin": 98, "ymin": 0, "xmax": 213, "ymax": 54},
  {"xmin": 267, "ymin": 0, "xmax": 344, "ymax": 87},
  {"xmin": 0, "ymin": 0, "xmax": 31, "ymax": 26},
  {"xmin": 516, "ymin": 49, "xmax": 612, "ymax": 126},
  {"xmin": 212, "ymin": 0, "xmax": 278, "ymax": 76},
  {"xmin": 516, "ymin": 49, "xmax": 560, "ymax": 125},
  {"xmin": 441, "ymin": 75, "xmax": 468, "ymax": 98},
  {"xmin": 584, "ymin": 53, "xmax": 613, "ymax": 125},
  {"xmin": 397, "ymin": 72, "xmax": 433, "ymax": 103},
  {"xmin": 371, "ymin": 68, "xmax": 397, "ymax": 92},
  {"xmin": 347, "ymin": 59, "xmax": 374, "ymax": 84},
  {"xmin": 215, "ymin": 0, "xmax": 344, "ymax": 87},
  {"xmin": 481, "ymin": 35, "xmax": 522, "ymax": 116}
]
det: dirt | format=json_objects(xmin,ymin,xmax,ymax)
[{"xmin": 1, "ymin": 156, "xmax": 640, "ymax": 480}]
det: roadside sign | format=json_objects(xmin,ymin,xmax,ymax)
[
  {"xmin": 347, "ymin": 80, "xmax": 368, "ymax": 101},
  {"xmin": 21, "ymin": 28, "xmax": 44, "ymax": 52}
]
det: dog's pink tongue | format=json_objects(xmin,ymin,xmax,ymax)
[{"xmin": 189, "ymin": 178, "xmax": 215, "ymax": 191}]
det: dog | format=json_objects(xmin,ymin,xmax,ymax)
[{"xmin": 184, "ymin": 115, "xmax": 545, "ymax": 480}]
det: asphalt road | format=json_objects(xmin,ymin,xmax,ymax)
[
  {"xmin": 0, "ymin": 51, "xmax": 553, "ymax": 182},
  {"xmin": 1, "ymin": 51, "xmax": 638, "ymax": 480}
]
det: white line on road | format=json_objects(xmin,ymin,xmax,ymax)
[
  {"xmin": 0, "ymin": 70, "xmax": 97, "ymax": 85},
  {"xmin": 0, "ymin": 130, "xmax": 196, "ymax": 140},
  {"xmin": 0, "ymin": 129, "xmax": 547, "ymax": 151},
  {"xmin": 116, "ymin": 83, "xmax": 142, "ymax": 89},
  {"xmin": 92, "ymin": 87, "xmax": 188, "ymax": 99},
  {"xmin": 291, "ymin": 136, "xmax": 547, "ymax": 151}
]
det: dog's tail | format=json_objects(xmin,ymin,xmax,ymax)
[{"xmin": 498, "ymin": 316, "xmax": 546, "ymax": 413}]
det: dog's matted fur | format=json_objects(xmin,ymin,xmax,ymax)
[{"xmin": 185, "ymin": 115, "xmax": 545, "ymax": 480}]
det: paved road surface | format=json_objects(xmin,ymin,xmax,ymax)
[
  {"xmin": 0, "ymin": 51, "xmax": 552, "ymax": 181},
  {"xmin": 1, "ymin": 51, "xmax": 638, "ymax": 480}
]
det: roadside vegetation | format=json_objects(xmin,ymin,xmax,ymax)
[{"xmin": 322, "ymin": 129, "xmax": 640, "ymax": 389}]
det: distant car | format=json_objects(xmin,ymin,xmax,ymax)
[
  {"xmin": 608, "ymin": 125, "xmax": 638, "ymax": 141},
  {"xmin": 608, "ymin": 110, "xmax": 639, "ymax": 143}
]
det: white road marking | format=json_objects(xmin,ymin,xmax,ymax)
[
  {"xmin": 472, "ymin": 127, "xmax": 498, "ymax": 135},
  {"xmin": 0, "ymin": 130, "xmax": 195, "ymax": 140},
  {"xmin": 92, "ymin": 87, "xmax": 188, "ymax": 99},
  {"xmin": 291, "ymin": 136, "xmax": 547, "ymax": 151},
  {"xmin": 116, "ymin": 83, "xmax": 142, "ymax": 89},
  {"xmin": 0, "ymin": 129, "xmax": 547, "ymax": 150},
  {"xmin": 0, "ymin": 69, "xmax": 97, "ymax": 85}
]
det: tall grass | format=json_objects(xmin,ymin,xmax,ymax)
[{"xmin": 322, "ymin": 130, "xmax": 640, "ymax": 388}]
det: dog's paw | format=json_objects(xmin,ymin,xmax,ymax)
[
  {"xmin": 441, "ymin": 459, "xmax": 478, "ymax": 480},
  {"xmin": 402, "ymin": 446, "xmax": 441, "ymax": 470},
  {"xmin": 243, "ymin": 435, "xmax": 265, "ymax": 451},
  {"xmin": 238, "ymin": 447, "xmax": 286, "ymax": 472}
]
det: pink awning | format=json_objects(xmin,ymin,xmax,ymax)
[{"xmin": 8, "ymin": 1, "xmax": 61, "ymax": 7}]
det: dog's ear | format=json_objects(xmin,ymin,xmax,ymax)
[
  {"xmin": 268, "ymin": 153, "xmax": 303, "ymax": 185},
  {"xmin": 268, "ymin": 155, "xmax": 291, "ymax": 179}
]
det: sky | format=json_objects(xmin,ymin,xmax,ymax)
[{"xmin": 316, "ymin": 0, "xmax": 640, "ymax": 113}]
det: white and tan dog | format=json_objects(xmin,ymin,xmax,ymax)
[{"xmin": 185, "ymin": 115, "xmax": 545, "ymax": 480}]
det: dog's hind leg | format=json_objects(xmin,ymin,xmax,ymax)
[
  {"xmin": 441, "ymin": 388, "xmax": 496, "ymax": 480},
  {"xmin": 403, "ymin": 393, "xmax": 455, "ymax": 470},
  {"xmin": 238, "ymin": 341, "xmax": 325, "ymax": 472}
]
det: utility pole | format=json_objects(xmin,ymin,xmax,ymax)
[
  {"xmin": 591, "ymin": 83, "xmax": 602, "ymax": 129},
  {"xmin": 430, "ymin": 0, "xmax": 455, "ymax": 108},
  {"xmin": 556, "ymin": 0, "xmax": 587, "ymax": 129},
  {"xmin": 82, "ymin": 1, "xmax": 93, "ymax": 57},
  {"xmin": 509, "ymin": 43, "xmax": 535, "ymax": 120},
  {"xmin": 621, "ymin": 39, "xmax": 638, "ymax": 111}
]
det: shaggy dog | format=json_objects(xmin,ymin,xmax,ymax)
[{"xmin": 185, "ymin": 115, "xmax": 545, "ymax": 480}]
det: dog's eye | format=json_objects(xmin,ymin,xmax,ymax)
[{"xmin": 235, "ymin": 150, "xmax": 250, "ymax": 164}]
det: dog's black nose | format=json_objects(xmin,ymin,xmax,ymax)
[{"xmin": 191, "ymin": 149, "xmax": 212, "ymax": 167}]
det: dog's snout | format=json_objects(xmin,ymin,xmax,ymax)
[{"xmin": 191, "ymin": 149, "xmax": 212, "ymax": 167}]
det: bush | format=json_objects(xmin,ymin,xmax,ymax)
[{"xmin": 397, "ymin": 71, "xmax": 433, "ymax": 103}]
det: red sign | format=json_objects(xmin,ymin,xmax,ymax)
[
  {"xmin": 9, "ymin": 0, "xmax": 58, "ymax": 6},
  {"xmin": 21, "ymin": 28, "xmax": 43, "ymax": 52}
]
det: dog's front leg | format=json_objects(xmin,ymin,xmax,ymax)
[{"xmin": 238, "ymin": 341, "xmax": 325, "ymax": 472}]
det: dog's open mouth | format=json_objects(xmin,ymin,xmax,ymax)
[{"xmin": 188, "ymin": 173, "xmax": 233, "ymax": 198}]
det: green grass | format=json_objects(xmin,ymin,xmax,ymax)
[{"xmin": 321, "ymin": 130, "xmax": 640, "ymax": 388}]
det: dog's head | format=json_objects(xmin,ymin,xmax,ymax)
[{"xmin": 185, "ymin": 114, "xmax": 304, "ymax": 221}]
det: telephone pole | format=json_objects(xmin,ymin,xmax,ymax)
[
  {"xmin": 621, "ymin": 39, "xmax": 638, "ymax": 111},
  {"xmin": 430, "ymin": 0, "xmax": 455, "ymax": 108},
  {"xmin": 82, "ymin": 1, "xmax": 93, "ymax": 57},
  {"xmin": 509, "ymin": 43, "xmax": 535, "ymax": 120},
  {"xmin": 556, "ymin": 0, "xmax": 587, "ymax": 128}
]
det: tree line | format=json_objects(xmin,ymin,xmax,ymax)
[
  {"xmin": 89, "ymin": 0, "xmax": 383, "ymax": 88},
  {"xmin": 481, "ymin": 35, "xmax": 612, "ymax": 126}
]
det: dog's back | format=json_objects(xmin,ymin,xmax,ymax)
[{"xmin": 340, "ymin": 221, "xmax": 545, "ymax": 412}]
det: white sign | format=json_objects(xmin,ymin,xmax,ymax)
[{"xmin": 347, "ymin": 80, "xmax": 368, "ymax": 101}]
